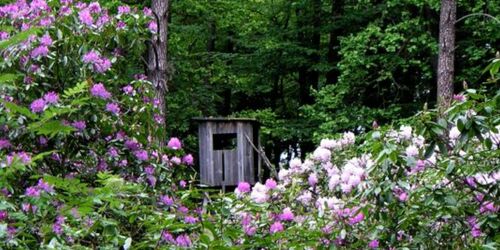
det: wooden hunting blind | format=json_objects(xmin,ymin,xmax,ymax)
[{"xmin": 194, "ymin": 118, "xmax": 260, "ymax": 187}]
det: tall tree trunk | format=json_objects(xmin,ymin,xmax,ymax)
[
  {"xmin": 148, "ymin": 0, "xmax": 169, "ymax": 146},
  {"xmin": 437, "ymin": 0, "xmax": 456, "ymax": 113},
  {"xmin": 326, "ymin": 0, "xmax": 343, "ymax": 84}
]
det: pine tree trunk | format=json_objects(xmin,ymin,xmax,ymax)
[
  {"xmin": 148, "ymin": 0, "xmax": 169, "ymax": 146},
  {"xmin": 437, "ymin": 0, "xmax": 456, "ymax": 113}
]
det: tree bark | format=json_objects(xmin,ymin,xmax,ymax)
[
  {"xmin": 148, "ymin": 0, "xmax": 169, "ymax": 146},
  {"xmin": 326, "ymin": 0, "xmax": 343, "ymax": 84},
  {"xmin": 437, "ymin": 0, "xmax": 456, "ymax": 113}
]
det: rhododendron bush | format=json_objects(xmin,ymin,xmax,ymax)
[
  {"xmin": 1, "ymin": 0, "xmax": 499, "ymax": 249},
  {"xmin": 0, "ymin": 0, "xmax": 203, "ymax": 248},
  {"xmin": 227, "ymin": 89, "xmax": 500, "ymax": 249}
]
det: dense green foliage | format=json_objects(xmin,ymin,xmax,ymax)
[
  {"xmin": 167, "ymin": 0, "xmax": 500, "ymax": 164},
  {"xmin": 0, "ymin": 0, "xmax": 499, "ymax": 249}
]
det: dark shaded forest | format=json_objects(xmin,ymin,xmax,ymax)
[{"xmin": 164, "ymin": 0, "xmax": 500, "ymax": 166}]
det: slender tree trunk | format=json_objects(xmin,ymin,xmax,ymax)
[
  {"xmin": 326, "ymin": 0, "xmax": 343, "ymax": 84},
  {"xmin": 148, "ymin": 0, "xmax": 169, "ymax": 146},
  {"xmin": 437, "ymin": 0, "xmax": 456, "ymax": 113}
]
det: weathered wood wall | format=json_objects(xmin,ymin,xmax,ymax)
[{"xmin": 198, "ymin": 120, "xmax": 257, "ymax": 186}]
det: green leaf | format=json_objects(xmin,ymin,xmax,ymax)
[
  {"xmin": 28, "ymin": 120, "xmax": 75, "ymax": 137},
  {"xmin": 3, "ymin": 101, "xmax": 37, "ymax": 119},
  {"xmin": 63, "ymin": 81, "xmax": 88, "ymax": 98},
  {"xmin": 0, "ymin": 27, "xmax": 40, "ymax": 50}
]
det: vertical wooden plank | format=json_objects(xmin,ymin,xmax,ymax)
[
  {"xmin": 199, "ymin": 123, "xmax": 209, "ymax": 185},
  {"xmin": 212, "ymin": 150, "xmax": 223, "ymax": 185},
  {"xmin": 245, "ymin": 123, "xmax": 255, "ymax": 184},
  {"xmin": 223, "ymin": 149, "xmax": 237, "ymax": 185},
  {"xmin": 236, "ymin": 122, "xmax": 245, "ymax": 183}
]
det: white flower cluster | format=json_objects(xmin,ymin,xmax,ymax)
[{"xmin": 328, "ymin": 155, "xmax": 373, "ymax": 193}]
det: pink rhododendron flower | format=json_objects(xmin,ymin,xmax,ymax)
[
  {"xmin": 90, "ymin": 83, "xmax": 111, "ymax": 99},
  {"xmin": 405, "ymin": 145, "xmax": 419, "ymax": 157},
  {"xmin": 235, "ymin": 181, "xmax": 251, "ymax": 196},
  {"xmin": 313, "ymin": 147, "xmax": 331, "ymax": 163},
  {"xmin": 148, "ymin": 20, "xmax": 157, "ymax": 33},
  {"xmin": 78, "ymin": 8, "xmax": 93, "ymax": 25},
  {"xmin": 160, "ymin": 195, "xmax": 174, "ymax": 206},
  {"xmin": 43, "ymin": 91, "xmax": 59, "ymax": 104},
  {"xmin": 30, "ymin": 98, "xmax": 46, "ymax": 113},
  {"xmin": 134, "ymin": 149, "xmax": 148, "ymax": 161},
  {"xmin": 182, "ymin": 154, "xmax": 194, "ymax": 165},
  {"xmin": 0, "ymin": 210, "xmax": 7, "ymax": 221},
  {"xmin": 308, "ymin": 173, "xmax": 318, "ymax": 187},
  {"xmin": 105, "ymin": 103, "xmax": 120, "ymax": 114},
  {"xmin": 25, "ymin": 187, "xmax": 40, "ymax": 197},
  {"xmin": 167, "ymin": 137, "xmax": 182, "ymax": 150},
  {"xmin": 39, "ymin": 34, "xmax": 52, "ymax": 46},
  {"xmin": 171, "ymin": 156, "xmax": 181, "ymax": 165},
  {"xmin": 0, "ymin": 31, "xmax": 9, "ymax": 40},
  {"xmin": 179, "ymin": 180, "xmax": 187, "ymax": 188},
  {"xmin": 348, "ymin": 211, "xmax": 364, "ymax": 225},
  {"xmin": 250, "ymin": 182, "xmax": 269, "ymax": 203},
  {"xmin": 122, "ymin": 85, "xmax": 134, "ymax": 95},
  {"xmin": 118, "ymin": 5, "xmax": 130, "ymax": 14},
  {"xmin": 244, "ymin": 225, "xmax": 257, "ymax": 236},
  {"xmin": 0, "ymin": 139, "xmax": 11, "ymax": 149},
  {"xmin": 265, "ymin": 178, "xmax": 277, "ymax": 189},
  {"xmin": 71, "ymin": 120, "xmax": 86, "ymax": 131},
  {"xmin": 176, "ymin": 234, "xmax": 192, "ymax": 247},
  {"xmin": 184, "ymin": 216, "xmax": 198, "ymax": 224},
  {"xmin": 368, "ymin": 239, "xmax": 379, "ymax": 249},
  {"xmin": 279, "ymin": 207, "xmax": 294, "ymax": 221},
  {"xmin": 30, "ymin": 45, "xmax": 49, "ymax": 58},
  {"xmin": 453, "ymin": 94, "xmax": 466, "ymax": 102},
  {"xmin": 270, "ymin": 221, "xmax": 284, "ymax": 234},
  {"xmin": 143, "ymin": 7, "xmax": 152, "ymax": 16}
]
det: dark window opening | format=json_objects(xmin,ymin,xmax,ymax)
[{"xmin": 213, "ymin": 133, "xmax": 237, "ymax": 150}]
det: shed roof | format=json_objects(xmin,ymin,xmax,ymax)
[{"xmin": 192, "ymin": 117, "xmax": 260, "ymax": 125}]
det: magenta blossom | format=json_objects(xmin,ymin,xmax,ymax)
[
  {"xmin": 270, "ymin": 221, "xmax": 284, "ymax": 234},
  {"xmin": 78, "ymin": 8, "xmax": 93, "ymax": 25},
  {"xmin": 118, "ymin": 5, "xmax": 130, "ymax": 14},
  {"xmin": 71, "ymin": 120, "xmax": 86, "ymax": 131},
  {"xmin": 43, "ymin": 91, "xmax": 59, "ymax": 104},
  {"xmin": 182, "ymin": 154, "xmax": 194, "ymax": 165},
  {"xmin": 134, "ymin": 149, "xmax": 148, "ymax": 161},
  {"xmin": 184, "ymin": 216, "xmax": 198, "ymax": 224},
  {"xmin": 0, "ymin": 139, "xmax": 11, "ymax": 149},
  {"xmin": 122, "ymin": 85, "xmax": 134, "ymax": 95},
  {"xmin": 25, "ymin": 187, "xmax": 40, "ymax": 197},
  {"xmin": 179, "ymin": 180, "xmax": 187, "ymax": 188},
  {"xmin": 160, "ymin": 195, "xmax": 174, "ymax": 206},
  {"xmin": 148, "ymin": 20, "xmax": 157, "ymax": 33},
  {"xmin": 368, "ymin": 239, "xmax": 379, "ymax": 249},
  {"xmin": 176, "ymin": 234, "xmax": 192, "ymax": 247},
  {"xmin": 167, "ymin": 137, "xmax": 182, "ymax": 150},
  {"xmin": 0, "ymin": 210, "xmax": 7, "ymax": 221},
  {"xmin": 39, "ymin": 33, "xmax": 52, "ymax": 46},
  {"xmin": 279, "ymin": 207, "xmax": 295, "ymax": 221},
  {"xmin": 105, "ymin": 103, "xmax": 120, "ymax": 114},
  {"xmin": 265, "ymin": 179, "xmax": 277, "ymax": 189},
  {"xmin": 236, "ymin": 182, "xmax": 251, "ymax": 193},
  {"xmin": 90, "ymin": 83, "xmax": 111, "ymax": 99},
  {"xmin": 348, "ymin": 211, "xmax": 364, "ymax": 225},
  {"xmin": 30, "ymin": 98, "xmax": 46, "ymax": 113},
  {"xmin": 30, "ymin": 45, "xmax": 49, "ymax": 58}
]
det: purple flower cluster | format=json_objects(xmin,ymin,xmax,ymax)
[
  {"xmin": 90, "ymin": 83, "xmax": 111, "ymax": 99},
  {"xmin": 105, "ymin": 102, "xmax": 120, "ymax": 115},
  {"xmin": 167, "ymin": 137, "xmax": 182, "ymax": 150},
  {"xmin": 82, "ymin": 51, "xmax": 112, "ymax": 73}
]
